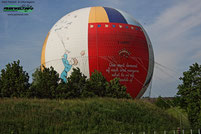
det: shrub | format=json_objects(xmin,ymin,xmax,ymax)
[
  {"xmin": 154, "ymin": 96, "xmax": 171, "ymax": 109},
  {"xmin": 0, "ymin": 60, "xmax": 29, "ymax": 97},
  {"xmin": 106, "ymin": 78, "xmax": 131, "ymax": 99},
  {"xmin": 87, "ymin": 70, "xmax": 107, "ymax": 97},
  {"xmin": 30, "ymin": 66, "xmax": 60, "ymax": 98},
  {"xmin": 65, "ymin": 67, "xmax": 89, "ymax": 98}
]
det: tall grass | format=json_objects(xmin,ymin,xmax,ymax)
[
  {"xmin": 166, "ymin": 107, "xmax": 190, "ymax": 129},
  {"xmin": 0, "ymin": 98, "xmax": 186, "ymax": 134}
]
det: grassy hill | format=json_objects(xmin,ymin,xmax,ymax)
[{"xmin": 0, "ymin": 98, "xmax": 189, "ymax": 134}]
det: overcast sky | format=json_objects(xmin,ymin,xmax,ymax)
[{"xmin": 0, "ymin": 0, "xmax": 201, "ymax": 97}]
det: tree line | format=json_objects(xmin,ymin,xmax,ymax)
[{"xmin": 0, "ymin": 60, "xmax": 131, "ymax": 99}]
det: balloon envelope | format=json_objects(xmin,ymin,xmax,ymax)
[{"xmin": 41, "ymin": 7, "xmax": 154, "ymax": 98}]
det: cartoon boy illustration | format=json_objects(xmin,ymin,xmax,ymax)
[
  {"xmin": 61, "ymin": 53, "xmax": 72, "ymax": 83},
  {"xmin": 60, "ymin": 52, "xmax": 78, "ymax": 83}
]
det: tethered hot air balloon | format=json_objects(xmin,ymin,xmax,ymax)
[{"xmin": 41, "ymin": 7, "xmax": 154, "ymax": 98}]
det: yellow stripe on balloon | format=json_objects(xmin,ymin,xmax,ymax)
[
  {"xmin": 89, "ymin": 7, "xmax": 109, "ymax": 23},
  {"xmin": 41, "ymin": 32, "xmax": 50, "ymax": 70}
]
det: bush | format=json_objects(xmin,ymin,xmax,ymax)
[
  {"xmin": 62, "ymin": 67, "xmax": 89, "ymax": 98},
  {"xmin": 56, "ymin": 69, "xmax": 131, "ymax": 99},
  {"xmin": 0, "ymin": 60, "xmax": 29, "ymax": 97},
  {"xmin": 0, "ymin": 78, "xmax": 2, "ymax": 97},
  {"xmin": 30, "ymin": 66, "xmax": 60, "ymax": 98},
  {"xmin": 154, "ymin": 96, "xmax": 172, "ymax": 109},
  {"xmin": 106, "ymin": 78, "xmax": 131, "ymax": 99},
  {"xmin": 55, "ymin": 67, "xmax": 93, "ymax": 99},
  {"xmin": 87, "ymin": 70, "xmax": 107, "ymax": 97}
]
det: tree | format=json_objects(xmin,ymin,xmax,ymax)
[
  {"xmin": 55, "ymin": 68, "xmax": 96, "ymax": 99},
  {"xmin": 177, "ymin": 63, "xmax": 201, "ymax": 128},
  {"xmin": 0, "ymin": 78, "xmax": 2, "ymax": 97},
  {"xmin": 0, "ymin": 60, "xmax": 29, "ymax": 97},
  {"xmin": 87, "ymin": 70, "xmax": 107, "ymax": 97},
  {"xmin": 65, "ymin": 67, "xmax": 89, "ymax": 98},
  {"xmin": 30, "ymin": 66, "xmax": 60, "ymax": 98},
  {"xmin": 105, "ymin": 78, "xmax": 131, "ymax": 99}
]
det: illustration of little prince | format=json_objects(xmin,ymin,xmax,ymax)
[{"xmin": 60, "ymin": 52, "xmax": 78, "ymax": 83}]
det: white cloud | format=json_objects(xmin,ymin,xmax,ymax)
[
  {"xmin": 144, "ymin": 0, "xmax": 201, "ymax": 97},
  {"xmin": 146, "ymin": 0, "xmax": 201, "ymax": 67},
  {"xmin": 149, "ymin": 0, "xmax": 201, "ymax": 36}
]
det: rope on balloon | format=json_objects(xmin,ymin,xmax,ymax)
[
  {"xmin": 29, "ymin": 53, "xmax": 179, "ymax": 97},
  {"xmin": 55, "ymin": 30, "xmax": 70, "ymax": 54}
]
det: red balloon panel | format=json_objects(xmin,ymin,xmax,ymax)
[{"xmin": 88, "ymin": 23, "xmax": 149, "ymax": 98}]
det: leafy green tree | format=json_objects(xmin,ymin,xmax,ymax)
[
  {"xmin": 88, "ymin": 70, "xmax": 107, "ymax": 97},
  {"xmin": 55, "ymin": 82, "xmax": 68, "ymax": 99},
  {"xmin": 56, "ymin": 68, "xmax": 95, "ymax": 99},
  {"xmin": 0, "ymin": 77, "xmax": 2, "ymax": 97},
  {"xmin": 0, "ymin": 60, "xmax": 29, "ymax": 97},
  {"xmin": 177, "ymin": 63, "xmax": 201, "ymax": 128},
  {"xmin": 64, "ymin": 67, "xmax": 89, "ymax": 98},
  {"xmin": 105, "ymin": 78, "xmax": 131, "ymax": 99},
  {"xmin": 30, "ymin": 66, "xmax": 60, "ymax": 98}
]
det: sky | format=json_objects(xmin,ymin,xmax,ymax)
[{"xmin": 0, "ymin": 0, "xmax": 201, "ymax": 97}]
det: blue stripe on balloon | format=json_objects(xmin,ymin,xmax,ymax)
[
  {"xmin": 103, "ymin": 7, "xmax": 128, "ymax": 24},
  {"xmin": 115, "ymin": 9, "xmax": 141, "ymax": 27}
]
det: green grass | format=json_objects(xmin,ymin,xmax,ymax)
[
  {"xmin": 166, "ymin": 107, "xmax": 190, "ymax": 129},
  {"xmin": 0, "ymin": 98, "xmax": 187, "ymax": 134}
]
